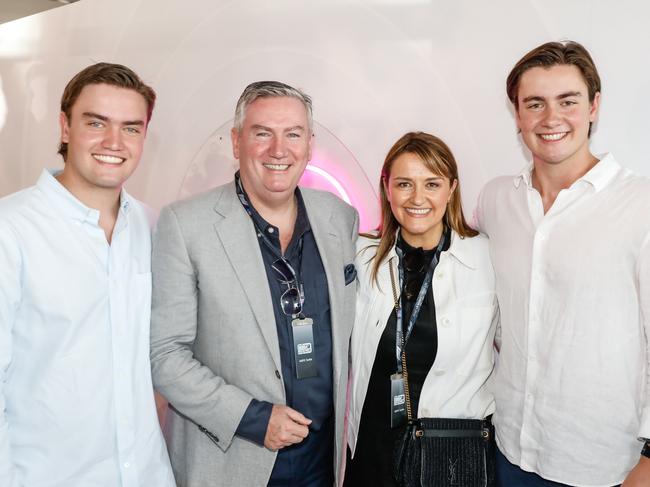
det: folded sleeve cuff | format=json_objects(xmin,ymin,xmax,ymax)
[
  {"xmin": 638, "ymin": 406, "xmax": 650, "ymax": 440},
  {"xmin": 235, "ymin": 399, "xmax": 273, "ymax": 446}
]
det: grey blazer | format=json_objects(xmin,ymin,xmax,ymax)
[{"xmin": 150, "ymin": 182, "xmax": 358, "ymax": 487}]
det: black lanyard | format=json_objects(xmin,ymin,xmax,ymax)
[
  {"xmin": 394, "ymin": 230, "xmax": 446, "ymax": 373},
  {"xmin": 235, "ymin": 173, "xmax": 305, "ymax": 291}
]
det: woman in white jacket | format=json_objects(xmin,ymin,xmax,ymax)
[{"xmin": 344, "ymin": 132, "xmax": 498, "ymax": 487}]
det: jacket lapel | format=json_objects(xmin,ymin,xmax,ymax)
[
  {"xmin": 212, "ymin": 184, "xmax": 282, "ymax": 372},
  {"xmin": 302, "ymin": 192, "xmax": 346, "ymax": 377}
]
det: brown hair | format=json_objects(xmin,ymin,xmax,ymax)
[
  {"xmin": 506, "ymin": 40, "xmax": 601, "ymax": 108},
  {"xmin": 365, "ymin": 131, "xmax": 477, "ymax": 285},
  {"xmin": 58, "ymin": 62, "xmax": 156, "ymax": 160}
]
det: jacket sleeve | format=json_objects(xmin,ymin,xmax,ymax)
[
  {"xmin": 150, "ymin": 205, "xmax": 254, "ymax": 452},
  {"xmin": 0, "ymin": 222, "xmax": 21, "ymax": 486}
]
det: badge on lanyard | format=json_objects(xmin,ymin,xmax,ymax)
[
  {"xmin": 292, "ymin": 316, "xmax": 317, "ymax": 379},
  {"xmin": 390, "ymin": 372, "xmax": 407, "ymax": 428},
  {"xmin": 388, "ymin": 230, "xmax": 448, "ymax": 428}
]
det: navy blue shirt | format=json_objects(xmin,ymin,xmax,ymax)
[{"xmin": 234, "ymin": 174, "xmax": 334, "ymax": 486}]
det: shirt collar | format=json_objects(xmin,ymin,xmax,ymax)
[
  {"xmin": 512, "ymin": 152, "xmax": 620, "ymax": 193},
  {"xmin": 445, "ymin": 230, "xmax": 477, "ymax": 269},
  {"xmin": 513, "ymin": 163, "xmax": 533, "ymax": 189},
  {"xmin": 578, "ymin": 153, "xmax": 620, "ymax": 191},
  {"xmin": 37, "ymin": 169, "xmax": 132, "ymax": 225},
  {"xmin": 234, "ymin": 171, "xmax": 310, "ymax": 244},
  {"xmin": 387, "ymin": 228, "xmax": 475, "ymax": 268}
]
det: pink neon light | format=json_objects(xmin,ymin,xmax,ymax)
[{"xmin": 305, "ymin": 164, "xmax": 352, "ymax": 204}]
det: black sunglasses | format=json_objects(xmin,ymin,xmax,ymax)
[
  {"xmin": 271, "ymin": 258, "xmax": 303, "ymax": 317},
  {"xmin": 401, "ymin": 250, "xmax": 428, "ymax": 301},
  {"xmin": 403, "ymin": 277, "xmax": 424, "ymax": 301},
  {"xmin": 402, "ymin": 251, "xmax": 426, "ymax": 273}
]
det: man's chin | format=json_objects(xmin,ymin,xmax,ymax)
[{"xmin": 263, "ymin": 178, "xmax": 299, "ymax": 193}]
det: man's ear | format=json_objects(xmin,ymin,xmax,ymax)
[
  {"xmin": 514, "ymin": 103, "xmax": 523, "ymax": 134},
  {"xmin": 589, "ymin": 91, "xmax": 601, "ymax": 122},
  {"xmin": 307, "ymin": 130, "xmax": 314, "ymax": 161},
  {"xmin": 59, "ymin": 112, "xmax": 70, "ymax": 143},
  {"xmin": 231, "ymin": 127, "xmax": 240, "ymax": 159}
]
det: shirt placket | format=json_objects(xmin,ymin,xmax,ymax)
[
  {"xmin": 520, "ymin": 186, "xmax": 546, "ymax": 464},
  {"xmin": 520, "ymin": 185, "xmax": 583, "ymax": 466},
  {"xmin": 108, "ymin": 217, "xmax": 138, "ymax": 487}
]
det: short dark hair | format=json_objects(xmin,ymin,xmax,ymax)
[
  {"xmin": 58, "ymin": 62, "xmax": 156, "ymax": 160},
  {"xmin": 506, "ymin": 40, "xmax": 601, "ymax": 110}
]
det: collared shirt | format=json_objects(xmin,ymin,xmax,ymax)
[
  {"xmin": 234, "ymin": 175, "xmax": 334, "ymax": 486},
  {"xmin": 0, "ymin": 170, "xmax": 174, "ymax": 487},
  {"xmin": 476, "ymin": 153, "xmax": 650, "ymax": 486}
]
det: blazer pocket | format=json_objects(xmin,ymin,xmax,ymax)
[{"xmin": 344, "ymin": 263, "xmax": 357, "ymax": 285}]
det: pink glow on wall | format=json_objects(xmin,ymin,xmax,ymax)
[
  {"xmin": 299, "ymin": 160, "xmax": 377, "ymax": 232},
  {"xmin": 304, "ymin": 164, "xmax": 351, "ymax": 204}
]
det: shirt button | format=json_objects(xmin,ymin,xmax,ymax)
[
  {"xmin": 433, "ymin": 369, "xmax": 445, "ymax": 376},
  {"xmin": 268, "ymin": 228, "xmax": 275, "ymax": 234},
  {"xmin": 275, "ymin": 370, "xmax": 281, "ymax": 379},
  {"xmin": 124, "ymin": 462, "xmax": 131, "ymax": 468},
  {"xmin": 436, "ymin": 272, "xmax": 444, "ymax": 279},
  {"xmin": 441, "ymin": 317, "xmax": 451, "ymax": 327}
]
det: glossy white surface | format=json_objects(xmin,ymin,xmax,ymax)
[{"xmin": 1, "ymin": 0, "xmax": 649, "ymax": 230}]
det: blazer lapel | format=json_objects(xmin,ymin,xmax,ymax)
[
  {"xmin": 302, "ymin": 192, "xmax": 346, "ymax": 377},
  {"xmin": 212, "ymin": 185, "xmax": 282, "ymax": 372}
]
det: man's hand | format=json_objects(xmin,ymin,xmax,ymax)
[
  {"xmin": 623, "ymin": 456, "xmax": 650, "ymax": 486},
  {"xmin": 263, "ymin": 404, "xmax": 312, "ymax": 451}
]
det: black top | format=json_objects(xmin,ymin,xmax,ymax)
[
  {"xmin": 344, "ymin": 232, "xmax": 450, "ymax": 487},
  {"xmin": 233, "ymin": 173, "xmax": 335, "ymax": 486}
]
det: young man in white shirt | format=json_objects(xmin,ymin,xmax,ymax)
[
  {"xmin": 476, "ymin": 41, "xmax": 650, "ymax": 487},
  {"xmin": 0, "ymin": 63, "xmax": 175, "ymax": 486}
]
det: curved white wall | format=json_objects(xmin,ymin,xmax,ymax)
[{"xmin": 1, "ymin": 0, "xmax": 649, "ymax": 230}]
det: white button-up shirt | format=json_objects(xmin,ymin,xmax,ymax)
[
  {"xmin": 0, "ymin": 170, "xmax": 174, "ymax": 487},
  {"xmin": 476, "ymin": 153, "xmax": 650, "ymax": 486}
]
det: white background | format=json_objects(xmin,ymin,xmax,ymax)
[{"xmin": 1, "ymin": 0, "xmax": 648, "ymax": 230}]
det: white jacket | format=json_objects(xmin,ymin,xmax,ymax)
[{"xmin": 347, "ymin": 231, "xmax": 498, "ymax": 456}]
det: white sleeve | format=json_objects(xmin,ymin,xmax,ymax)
[
  {"xmin": 0, "ymin": 222, "xmax": 22, "ymax": 486},
  {"xmin": 637, "ymin": 229, "xmax": 650, "ymax": 439},
  {"xmin": 472, "ymin": 184, "xmax": 488, "ymax": 235}
]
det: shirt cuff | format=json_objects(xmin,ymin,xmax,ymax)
[{"xmin": 235, "ymin": 399, "xmax": 273, "ymax": 446}]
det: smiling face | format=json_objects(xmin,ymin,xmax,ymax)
[
  {"xmin": 516, "ymin": 64, "xmax": 600, "ymax": 169},
  {"xmin": 59, "ymin": 83, "xmax": 148, "ymax": 195},
  {"xmin": 231, "ymin": 96, "xmax": 312, "ymax": 209},
  {"xmin": 385, "ymin": 152, "xmax": 457, "ymax": 250}
]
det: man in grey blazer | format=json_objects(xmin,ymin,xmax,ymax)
[{"xmin": 151, "ymin": 81, "xmax": 359, "ymax": 486}]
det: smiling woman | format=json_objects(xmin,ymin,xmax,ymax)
[
  {"xmin": 345, "ymin": 131, "xmax": 498, "ymax": 487},
  {"xmin": 384, "ymin": 152, "xmax": 457, "ymax": 251}
]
